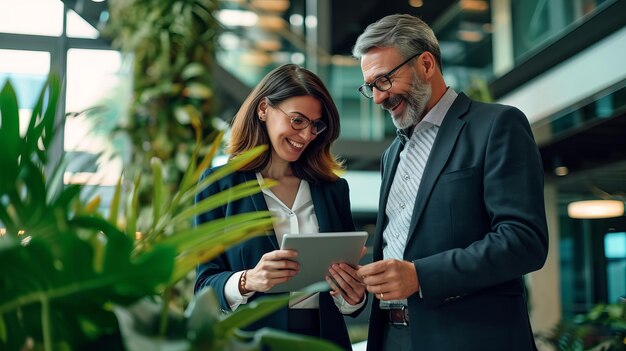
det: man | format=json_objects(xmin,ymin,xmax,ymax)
[{"xmin": 353, "ymin": 14, "xmax": 549, "ymax": 351}]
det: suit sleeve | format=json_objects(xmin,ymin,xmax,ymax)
[
  {"xmin": 414, "ymin": 107, "xmax": 549, "ymax": 305},
  {"xmin": 335, "ymin": 178, "xmax": 370, "ymax": 317},
  {"xmin": 337, "ymin": 178, "xmax": 357, "ymax": 232},
  {"xmin": 193, "ymin": 168, "xmax": 236, "ymax": 311}
]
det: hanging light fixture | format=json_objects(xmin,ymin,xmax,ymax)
[{"xmin": 567, "ymin": 200, "xmax": 625, "ymax": 219}]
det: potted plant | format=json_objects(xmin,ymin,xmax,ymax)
[
  {"xmin": 0, "ymin": 77, "xmax": 341, "ymax": 351},
  {"xmin": 535, "ymin": 302, "xmax": 626, "ymax": 351}
]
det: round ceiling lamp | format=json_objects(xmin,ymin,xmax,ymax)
[{"xmin": 567, "ymin": 200, "xmax": 625, "ymax": 219}]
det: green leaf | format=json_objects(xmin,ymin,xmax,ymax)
[
  {"xmin": 108, "ymin": 176, "xmax": 123, "ymax": 226},
  {"xmin": 159, "ymin": 211, "xmax": 272, "ymax": 252},
  {"xmin": 185, "ymin": 288, "xmax": 221, "ymax": 348},
  {"xmin": 127, "ymin": 173, "xmax": 142, "ymax": 238},
  {"xmin": 24, "ymin": 74, "xmax": 60, "ymax": 165},
  {"xmin": 177, "ymin": 145, "xmax": 268, "ymax": 206},
  {"xmin": 218, "ymin": 283, "xmax": 329, "ymax": 333},
  {"xmin": 40, "ymin": 74, "xmax": 61, "ymax": 153},
  {"xmin": 0, "ymin": 80, "xmax": 21, "ymax": 190},
  {"xmin": 174, "ymin": 104, "xmax": 202, "ymax": 126},
  {"xmin": 218, "ymin": 295, "xmax": 290, "ymax": 336},
  {"xmin": 168, "ymin": 179, "xmax": 275, "ymax": 228},
  {"xmin": 249, "ymin": 328, "xmax": 344, "ymax": 351},
  {"xmin": 151, "ymin": 157, "xmax": 165, "ymax": 225},
  {"xmin": 183, "ymin": 82, "xmax": 212, "ymax": 99},
  {"xmin": 192, "ymin": 131, "xmax": 224, "ymax": 186},
  {"xmin": 181, "ymin": 62, "xmax": 206, "ymax": 80}
]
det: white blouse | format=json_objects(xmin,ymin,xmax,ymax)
[{"xmin": 224, "ymin": 173, "xmax": 365, "ymax": 313}]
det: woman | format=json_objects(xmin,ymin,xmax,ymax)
[{"xmin": 194, "ymin": 64, "xmax": 366, "ymax": 350}]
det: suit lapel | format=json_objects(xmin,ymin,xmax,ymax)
[
  {"xmin": 406, "ymin": 94, "xmax": 470, "ymax": 245},
  {"xmin": 310, "ymin": 183, "xmax": 331, "ymax": 232},
  {"xmin": 374, "ymin": 139, "xmax": 403, "ymax": 258},
  {"xmin": 243, "ymin": 172, "xmax": 280, "ymax": 250}
]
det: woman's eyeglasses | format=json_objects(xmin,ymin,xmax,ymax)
[
  {"xmin": 358, "ymin": 52, "xmax": 422, "ymax": 99},
  {"xmin": 271, "ymin": 105, "xmax": 327, "ymax": 135}
]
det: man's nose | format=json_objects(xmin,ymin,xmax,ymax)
[{"xmin": 372, "ymin": 88, "xmax": 389, "ymax": 105}]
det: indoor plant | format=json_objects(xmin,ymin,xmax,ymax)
[{"xmin": 0, "ymin": 76, "xmax": 340, "ymax": 351}]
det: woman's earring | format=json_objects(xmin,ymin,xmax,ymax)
[{"xmin": 258, "ymin": 113, "xmax": 265, "ymax": 121}]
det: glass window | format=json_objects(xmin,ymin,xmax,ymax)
[
  {"xmin": 66, "ymin": 9, "xmax": 99, "ymax": 39},
  {"xmin": 605, "ymin": 231, "xmax": 626, "ymax": 303},
  {"xmin": 64, "ymin": 49, "xmax": 127, "ymax": 188},
  {"xmin": 0, "ymin": 49, "xmax": 50, "ymax": 135},
  {"xmin": 510, "ymin": 0, "xmax": 612, "ymax": 62},
  {"xmin": 0, "ymin": 0, "xmax": 63, "ymax": 36}
]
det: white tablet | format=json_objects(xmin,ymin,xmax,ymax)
[{"xmin": 266, "ymin": 231, "xmax": 368, "ymax": 293}]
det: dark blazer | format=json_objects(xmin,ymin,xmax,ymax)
[
  {"xmin": 367, "ymin": 93, "xmax": 549, "ymax": 351},
  {"xmin": 194, "ymin": 168, "xmax": 362, "ymax": 350}
]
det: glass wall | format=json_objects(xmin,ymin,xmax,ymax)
[
  {"xmin": 510, "ymin": 0, "xmax": 616, "ymax": 63},
  {"xmin": 0, "ymin": 0, "xmax": 127, "ymax": 212}
]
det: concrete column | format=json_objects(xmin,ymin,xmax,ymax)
[
  {"xmin": 527, "ymin": 181, "xmax": 562, "ymax": 333},
  {"xmin": 491, "ymin": 0, "xmax": 515, "ymax": 77}
]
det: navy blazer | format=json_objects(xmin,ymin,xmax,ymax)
[
  {"xmin": 367, "ymin": 93, "xmax": 549, "ymax": 351},
  {"xmin": 194, "ymin": 168, "xmax": 362, "ymax": 350}
]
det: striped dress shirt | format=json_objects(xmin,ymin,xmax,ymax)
[{"xmin": 381, "ymin": 88, "xmax": 458, "ymax": 308}]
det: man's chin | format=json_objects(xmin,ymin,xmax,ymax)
[{"xmin": 391, "ymin": 113, "xmax": 412, "ymax": 130}]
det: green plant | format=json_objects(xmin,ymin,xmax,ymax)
[
  {"xmin": 536, "ymin": 302, "xmax": 626, "ymax": 351},
  {"xmin": 0, "ymin": 77, "xmax": 342, "ymax": 351},
  {"xmin": 465, "ymin": 75, "xmax": 493, "ymax": 103},
  {"xmin": 102, "ymin": 0, "xmax": 220, "ymax": 204}
]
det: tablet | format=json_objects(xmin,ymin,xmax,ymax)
[{"xmin": 266, "ymin": 231, "xmax": 368, "ymax": 293}]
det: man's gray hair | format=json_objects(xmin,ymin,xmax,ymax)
[{"xmin": 352, "ymin": 14, "xmax": 442, "ymax": 71}]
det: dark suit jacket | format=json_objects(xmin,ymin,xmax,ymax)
[
  {"xmin": 367, "ymin": 93, "xmax": 549, "ymax": 351},
  {"xmin": 194, "ymin": 168, "xmax": 362, "ymax": 350}
]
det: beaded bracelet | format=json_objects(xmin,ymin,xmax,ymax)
[{"xmin": 239, "ymin": 270, "xmax": 250, "ymax": 294}]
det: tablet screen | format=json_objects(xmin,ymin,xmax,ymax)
[{"xmin": 266, "ymin": 231, "xmax": 368, "ymax": 293}]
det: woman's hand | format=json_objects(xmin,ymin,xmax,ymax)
[
  {"xmin": 245, "ymin": 250, "xmax": 300, "ymax": 292},
  {"xmin": 326, "ymin": 263, "xmax": 366, "ymax": 305}
]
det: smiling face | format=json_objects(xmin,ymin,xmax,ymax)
[
  {"xmin": 259, "ymin": 95, "xmax": 322, "ymax": 164},
  {"xmin": 361, "ymin": 47, "xmax": 433, "ymax": 130}
]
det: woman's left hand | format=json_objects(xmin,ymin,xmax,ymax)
[{"xmin": 326, "ymin": 263, "xmax": 366, "ymax": 305}]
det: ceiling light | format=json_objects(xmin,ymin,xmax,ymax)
[
  {"xmin": 554, "ymin": 166, "xmax": 569, "ymax": 176},
  {"xmin": 457, "ymin": 30, "xmax": 484, "ymax": 42},
  {"xmin": 217, "ymin": 9, "xmax": 258, "ymax": 27},
  {"xmin": 257, "ymin": 14, "xmax": 285, "ymax": 30},
  {"xmin": 409, "ymin": 0, "xmax": 423, "ymax": 7},
  {"xmin": 567, "ymin": 200, "xmax": 625, "ymax": 219},
  {"xmin": 255, "ymin": 38, "xmax": 282, "ymax": 51},
  {"xmin": 460, "ymin": 0, "xmax": 489, "ymax": 12},
  {"xmin": 289, "ymin": 14, "xmax": 304, "ymax": 27},
  {"xmin": 251, "ymin": 0, "xmax": 290, "ymax": 12}
]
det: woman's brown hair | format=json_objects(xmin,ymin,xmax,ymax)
[{"xmin": 226, "ymin": 64, "xmax": 343, "ymax": 183}]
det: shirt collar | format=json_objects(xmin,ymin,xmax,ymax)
[{"xmin": 256, "ymin": 172, "xmax": 311, "ymax": 211}]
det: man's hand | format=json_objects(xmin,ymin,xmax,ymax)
[{"xmin": 357, "ymin": 259, "xmax": 419, "ymax": 301}]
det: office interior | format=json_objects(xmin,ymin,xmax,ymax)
[{"xmin": 1, "ymin": 0, "xmax": 625, "ymax": 341}]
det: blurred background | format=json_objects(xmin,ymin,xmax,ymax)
[{"xmin": 1, "ymin": 0, "xmax": 624, "ymax": 345}]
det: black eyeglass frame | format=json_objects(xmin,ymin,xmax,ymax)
[
  {"xmin": 270, "ymin": 104, "xmax": 328, "ymax": 135},
  {"xmin": 358, "ymin": 52, "xmax": 423, "ymax": 99}
]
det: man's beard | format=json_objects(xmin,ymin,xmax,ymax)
[{"xmin": 383, "ymin": 73, "xmax": 432, "ymax": 130}]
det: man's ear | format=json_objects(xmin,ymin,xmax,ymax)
[{"xmin": 420, "ymin": 52, "xmax": 437, "ymax": 78}]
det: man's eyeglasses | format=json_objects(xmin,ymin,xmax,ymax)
[
  {"xmin": 271, "ymin": 105, "xmax": 327, "ymax": 135},
  {"xmin": 358, "ymin": 52, "xmax": 422, "ymax": 99}
]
